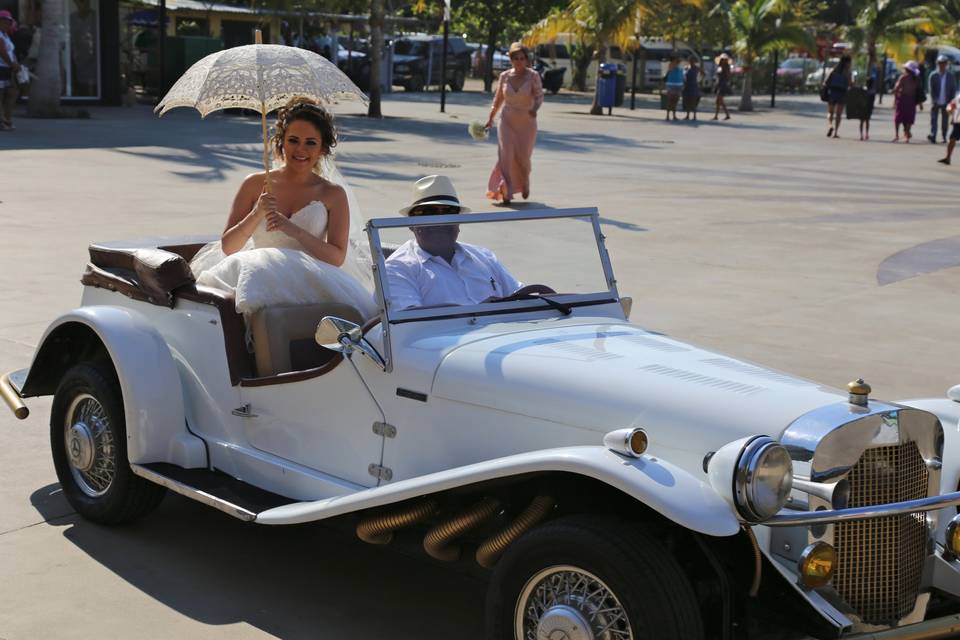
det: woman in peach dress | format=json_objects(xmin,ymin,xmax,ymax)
[{"xmin": 485, "ymin": 42, "xmax": 544, "ymax": 204}]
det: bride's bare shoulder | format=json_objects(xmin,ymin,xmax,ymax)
[
  {"xmin": 316, "ymin": 177, "xmax": 347, "ymax": 210},
  {"xmin": 238, "ymin": 171, "xmax": 269, "ymax": 193}
]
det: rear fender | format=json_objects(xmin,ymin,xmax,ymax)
[
  {"xmin": 22, "ymin": 306, "xmax": 206, "ymax": 468},
  {"xmin": 256, "ymin": 445, "xmax": 741, "ymax": 536}
]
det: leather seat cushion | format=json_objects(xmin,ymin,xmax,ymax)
[{"xmin": 250, "ymin": 303, "xmax": 365, "ymax": 377}]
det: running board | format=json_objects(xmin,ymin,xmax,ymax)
[{"xmin": 131, "ymin": 462, "xmax": 298, "ymax": 522}]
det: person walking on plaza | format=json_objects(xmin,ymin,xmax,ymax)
[
  {"xmin": 937, "ymin": 90, "xmax": 960, "ymax": 165},
  {"xmin": 682, "ymin": 56, "xmax": 702, "ymax": 121},
  {"xmin": 824, "ymin": 54, "xmax": 852, "ymax": 138},
  {"xmin": 663, "ymin": 56, "xmax": 684, "ymax": 121},
  {"xmin": 857, "ymin": 63, "xmax": 879, "ymax": 141},
  {"xmin": 713, "ymin": 53, "xmax": 732, "ymax": 121},
  {"xmin": 927, "ymin": 55, "xmax": 956, "ymax": 144},
  {"xmin": 893, "ymin": 61, "xmax": 921, "ymax": 142},
  {"xmin": 0, "ymin": 10, "xmax": 19, "ymax": 131},
  {"xmin": 485, "ymin": 42, "xmax": 543, "ymax": 204}
]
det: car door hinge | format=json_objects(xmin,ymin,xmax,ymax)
[
  {"xmin": 372, "ymin": 422, "xmax": 397, "ymax": 438},
  {"xmin": 368, "ymin": 464, "xmax": 393, "ymax": 482},
  {"xmin": 231, "ymin": 403, "xmax": 258, "ymax": 418}
]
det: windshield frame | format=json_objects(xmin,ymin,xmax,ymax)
[{"xmin": 366, "ymin": 208, "xmax": 620, "ymax": 370}]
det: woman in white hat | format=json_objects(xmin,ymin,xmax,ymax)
[
  {"xmin": 893, "ymin": 60, "xmax": 920, "ymax": 142},
  {"xmin": 713, "ymin": 53, "xmax": 732, "ymax": 121},
  {"xmin": 484, "ymin": 42, "xmax": 543, "ymax": 204}
]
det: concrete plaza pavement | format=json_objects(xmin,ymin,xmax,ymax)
[{"xmin": 1, "ymin": 85, "xmax": 958, "ymax": 638}]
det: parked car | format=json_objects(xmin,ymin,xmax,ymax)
[
  {"xmin": 392, "ymin": 34, "xmax": 472, "ymax": 92},
  {"xmin": 532, "ymin": 37, "xmax": 635, "ymax": 90},
  {"xmin": 806, "ymin": 58, "xmax": 859, "ymax": 89},
  {"xmin": 776, "ymin": 57, "xmax": 819, "ymax": 92},
  {"xmin": 5, "ymin": 207, "xmax": 960, "ymax": 640},
  {"xmin": 471, "ymin": 43, "xmax": 511, "ymax": 78}
]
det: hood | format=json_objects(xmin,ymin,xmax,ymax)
[
  {"xmin": 431, "ymin": 322, "xmax": 845, "ymax": 457},
  {"xmin": 392, "ymin": 54, "xmax": 421, "ymax": 64}
]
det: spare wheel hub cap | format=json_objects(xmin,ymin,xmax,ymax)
[{"xmin": 536, "ymin": 605, "xmax": 594, "ymax": 640}]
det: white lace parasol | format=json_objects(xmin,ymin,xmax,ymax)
[
  {"xmin": 154, "ymin": 43, "xmax": 367, "ymax": 117},
  {"xmin": 155, "ymin": 33, "xmax": 367, "ymax": 188}
]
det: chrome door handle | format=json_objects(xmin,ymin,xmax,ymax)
[{"xmin": 231, "ymin": 403, "xmax": 258, "ymax": 418}]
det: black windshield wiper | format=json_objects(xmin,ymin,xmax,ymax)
[{"xmin": 486, "ymin": 293, "xmax": 572, "ymax": 316}]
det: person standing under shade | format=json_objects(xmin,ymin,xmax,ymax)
[{"xmin": 485, "ymin": 42, "xmax": 544, "ymax": 204}]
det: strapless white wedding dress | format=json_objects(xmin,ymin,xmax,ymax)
[{"xmin": 190, "ymin": 201, "xmax": 377, "ymax": 319}]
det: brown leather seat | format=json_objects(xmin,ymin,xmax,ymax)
[{"xmin": 249, "ymin": 303, "xmax": 365, "ymax": 377}]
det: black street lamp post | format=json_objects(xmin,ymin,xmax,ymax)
[
  {"xmin": 771, "ymin": 49, "xmax": 778, "ymax": 108},
  {"xmin": 440, "ymin": 0, "xmax": 450, "ymax": 113}
]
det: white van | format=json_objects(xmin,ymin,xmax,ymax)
[{"xmin": 533, "ymin": 35, "xmax": 698, "ymax": 91}]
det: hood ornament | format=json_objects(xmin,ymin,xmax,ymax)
[{"xmin": 848, "ymin": 379, "xmax": 871, "ymax": 407}]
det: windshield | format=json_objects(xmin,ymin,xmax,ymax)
[
  {"xmin": 369, "ymin": 209, "xmax": 618, "ymax": 322},
  {"xmin": 394, "ymin": 40, "xmax": 427, "ymax": 56},
  {"xmin": 780, "ymin": 58, "xmax": 807, "ymax": 69}
]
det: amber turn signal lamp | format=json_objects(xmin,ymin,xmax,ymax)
[
  {"xmin": 945, "ymin": 515, "xmax": 960, "ymax": 559},
  {"xmin": 798, "ymin": 542, "xmax": 836, "ymax": 589},
  {"xmin": 602, "ymin": 428, "xmax": 649, "ymax": 458}
]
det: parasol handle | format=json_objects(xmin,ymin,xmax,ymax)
[{"xmin": 255, "ymin": 30, "xmax": 272, "ymax": 194}]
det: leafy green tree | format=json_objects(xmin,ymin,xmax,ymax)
[
  {"xmin": 713, "ymin": 0, "xmax": 815, "ymax": 111},
  {"xmin": 450, "ymin": 0, "xmax": 567, "ymax": 92},
  {"xmin": 844, "ymin": 0, "xmax": 915, "ymax": 76}
]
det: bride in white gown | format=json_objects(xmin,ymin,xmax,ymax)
[{"xmin": 190, "ymin": 98, "xmax": 377, "ymax": 320}]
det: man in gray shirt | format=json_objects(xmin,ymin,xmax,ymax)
[{"xmin": 928, "ymin": 55, "xmax": 957, "ymax": 144}]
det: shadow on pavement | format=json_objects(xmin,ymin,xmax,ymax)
[{"xmin": 30, "ymin": 483, "xmax": 486, "ymax": 640}]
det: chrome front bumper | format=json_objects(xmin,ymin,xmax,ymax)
[
  {"xmin": 764, "ymin": 491, "xmax": 960, "ymax": 527},
  {"xmin": 800, "ymin": 613, "xmax": 960, "ymax": 639}
]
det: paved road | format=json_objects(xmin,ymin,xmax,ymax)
[{"xmin": 1, "ymin": 86, "xmax": 958, "ymax": 639}]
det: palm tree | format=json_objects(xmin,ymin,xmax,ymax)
[
  {"xmin": 845, "ymin": 0, "xmax": 916, "ymax": 78},
  {"xmin": 526, "ymin": 0, "xmax": 701, "ymax": 114},
  {"xmin": 28, "ymin": 0, "xmax": 65, "ymax": 117},
  {"xmin": 714, "ymin": 0, "xmax": 814, "ymax": 111},
  {"xmin": 896, "ymin": 0, "xmax": 960, "ymax": 47}
]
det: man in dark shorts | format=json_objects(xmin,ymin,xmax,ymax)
[{"xmin": 937, "ymin": 90, "xmax": 960, "ymax": 166}]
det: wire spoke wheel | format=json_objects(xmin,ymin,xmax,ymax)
[
  {"xmin": 516, "ymin": 565, "xmax": 632, "ymax": 640},
  {"xmin": 64, "ymin": 393, "xmax": 116, "ymax": 497}
]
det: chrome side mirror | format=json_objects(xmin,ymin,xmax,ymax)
[{"xmin": 316, "ymin": 316, "xmax": 385, "ymax": 369}]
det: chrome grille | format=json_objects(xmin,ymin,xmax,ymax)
[{"xmin": 833, "ymin": 443, "xmax": 929, "ymax": 625}]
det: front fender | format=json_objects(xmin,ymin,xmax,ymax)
[
  {"xmin": 256, "ymin": 445, "xmax": 740, "ymax": 536},
  {"xmin": 23, "ymin": 306, "xmax": 205, "ymax": 468}
]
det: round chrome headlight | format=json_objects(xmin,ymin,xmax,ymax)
[{"xmin": 736, "ymin": 436, "xmax": 794, "ymax": 522}]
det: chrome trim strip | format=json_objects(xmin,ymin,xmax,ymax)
[
  {"xmin": 130, "ymin": 463, "xmax": 257, "ymax": 522},
  {"xmin": 1, "ymin": 371, "xmax": 29, "ymax": 420},
  {"xmin": 367, "ymin": 207, "xmax": 599, "ymax": 229},
  {"xmin": 764, "ymin": 490, "xmax": 960, "ymax": 527}
]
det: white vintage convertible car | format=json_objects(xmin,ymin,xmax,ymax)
[{"xmin": 4, "ymin": 208, "xmax": 960, "ymax": 640}]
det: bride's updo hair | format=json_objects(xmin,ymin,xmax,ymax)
[{"xmin": 272, "ymin": 97, "xmax": 338, "ymax": 166}]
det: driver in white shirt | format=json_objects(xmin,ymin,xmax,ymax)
[{"xmin": 385, "ymin": 175, "xmax": 521, "ymax": 310}]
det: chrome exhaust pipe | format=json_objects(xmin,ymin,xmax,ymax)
[{"xmin": 0, "ymin": 373, "xmax": 28, "ymax": 420}]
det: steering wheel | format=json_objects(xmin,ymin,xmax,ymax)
[{"xmin": 510, "ymin": 284, "xmax": 556, "ymax": 296}]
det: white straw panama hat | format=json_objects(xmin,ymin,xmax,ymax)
[{"xmin": 399, "ymin": 175, "xmax": 472, "ymax": 216}]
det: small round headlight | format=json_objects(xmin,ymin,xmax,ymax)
[
  {"xmin": 798, "ymin": 542, "xmax": 836, "ymax": 589},
  {"xmin": 945, "ymin": 515, "xmax": 960, "ymax": 559},
  {"xmin": 736, "ymin": 436, "xmax": 793, "ymax": 522}
]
